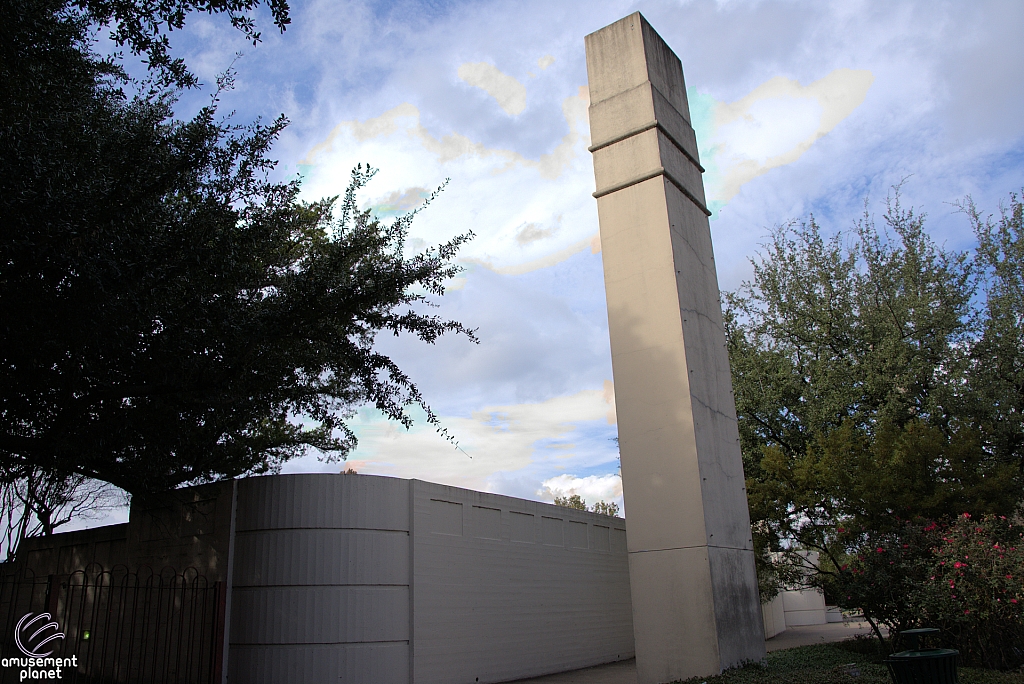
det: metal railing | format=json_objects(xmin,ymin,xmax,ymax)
[{"xmin": 0, "ymin": 565, "xmax": 225, "ymax": 683}]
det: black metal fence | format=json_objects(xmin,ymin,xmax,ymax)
[{"xmin": 0, "ymin": 566, "xmax": 225, "ymax": 683}]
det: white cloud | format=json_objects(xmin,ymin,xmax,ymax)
[
  {"xmin": 705, "ymin": 69, "xmax": 875, "ymax": 202},
  {"xmin": 538, "ymin": 474, "xmax": 623, "ymax": 509},
  {"xmin": 457, "ymin": 62, "xmax": 528, "ymax": 116},
  {"xmin": 294, "ymin": 90, "xmax": 597, "ymax": 276},
  {"xmin": 298, "ymin": 388, "xmax": 616, "ymax": 492}
]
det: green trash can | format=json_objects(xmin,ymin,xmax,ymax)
[{"xmin": 885, "ymin": 628, "xmax": 959, "ymax": 684}]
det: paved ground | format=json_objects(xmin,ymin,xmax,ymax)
[{"xmin": 506, "ymin": 621, "xmax": 882, "ymax": 684}]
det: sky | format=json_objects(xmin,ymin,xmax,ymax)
[{"xmin": 86, "ymin": 0, "xmax": 1024, "ymax": 523}]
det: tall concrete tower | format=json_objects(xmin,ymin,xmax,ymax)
[{"xmin": 585, "ymin": 13, "xmax": 765, "ymax": 683}]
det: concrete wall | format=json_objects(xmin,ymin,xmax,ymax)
[
  {"xmin": 761, "ymin": 595, "xmax": 786, "ymax": 640},
  {"xmin": 228, "ymin": 473, "xmax": 412, "ymax": 684},
  {"xmin": 411, "ymin": 481, "xmax": 633, "ymax": 684},
  {"xmin": 13, "ymin": 523, "xmax": 129, "ymax": 577},
  {"xmin": 781, "ymin": 588, "xmax": 827, "ymax": 627},
  {"xmin": 10, "ymin": 474, "xmax": 633, "ymax": 683},
  {"xmin": 228, "ymin": 474, "xmax": 634, "ymax": 684},
  {"xmin": 760, "ymin": 586, "xmax": 829, "ymax": 637},
  {"xmin": 126, "ymin": 480, "xmax": 235, "ymax": 581}
]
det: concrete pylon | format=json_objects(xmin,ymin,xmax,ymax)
[{"xmin": 585, "ymin": 13, "xmax": 765, "ymax": 683}]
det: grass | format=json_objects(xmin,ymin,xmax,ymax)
[{"xmin": 675, "ymin": 639, "xmax": 1024, "ymax": 684}]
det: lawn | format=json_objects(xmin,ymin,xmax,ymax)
[{"xmin": 676, "ymin": 640, "xmax": 1024, "ymax": 684}]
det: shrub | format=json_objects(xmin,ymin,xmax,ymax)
[
  {"xmin": 819, "ymin": 521, "xmax": 934, "ymax": 643},
  {"xmin": 917, "ymin": 514, "xmax": 1024, "ymax": 669},
  {"xmin": 820, "ymin": 515, "xmax": 1024, "ymax": 669}
]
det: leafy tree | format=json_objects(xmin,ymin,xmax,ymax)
[
  {"xmin": 554, "ymin": 494, "xmax": 588, "ymax": 511},
  {"xmin": 553, "ymin": 494, "xmax": 619, "ymax": 517},
  {"xmin": 1, "ymin": 0, "xmax": 474, "ymax": 496},
  {"xmin": 591, "ymin": 500, "xmax": 620, "ymax": 517},
  {"xmin": 964, "ymin": 193, "xmax": 1024, "ymax": 473},
  {"xmin": 725, "ymin": 190, "xmax": 1024, "ymax": 635},
  {"xmin": 74, "ymin": 0, "xmax": 291, "ymax": 88}
]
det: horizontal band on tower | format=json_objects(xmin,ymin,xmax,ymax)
[
  {"xmin": 592, "ymin": 166, "xmax": 713, "ymax": 216},
  {"xmin": 589, "ymin": 120, "xmax": 705, "ymax": 174}
]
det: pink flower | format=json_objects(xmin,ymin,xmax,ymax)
[
  {"xmin": 954, "ymin": 561, "xmax": 964, "ymax": 569},
  {"xmin": 949, "ymin": 580, "xmax": 956, "ymax": 588},
  {"xmin": 876, "ymin": 547, "xmax": 885, "ymax": 553},
  {"xmin": 964, "ymin": 609, "xmax": 970, "ymax": 615},
  {"xmin": 1011, "ymin": 599, "xmax": 1018, "ymax": 604},
  {"xmin": 962, "ymin": 512, "xmax": 971, "ymax": 519}
]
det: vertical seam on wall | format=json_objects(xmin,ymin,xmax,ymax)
[
  {"xmin": 408, "ymin": 479, "xmax": 416, "ymax": 684},
  {"xmin": 222, "ymin": 478, "xmax": 238, "ymax": 684}
]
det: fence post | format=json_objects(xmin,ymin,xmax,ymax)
[
  {"xmin": 46, "ymin": 574, "xmax": 59, "ymax": 617},
  {"xmin": 211, "ymin": 581, "xmax": 227, "ymax": 683}
]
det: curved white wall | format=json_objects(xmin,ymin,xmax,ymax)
[
  {"xmin": 227, "ymin": 474, "xmax": 634, "ymax": 684},
  {"xmin": 229, "ymin": 474, "xmax": 412, "ymax": 683}
]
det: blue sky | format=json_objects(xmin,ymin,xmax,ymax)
[{"xmin": 116, "ymin": 0, "xmax": 1024, "ymax": 513}]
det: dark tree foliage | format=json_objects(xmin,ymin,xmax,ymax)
[
  {"xmin": 1, "ymin": 0, "xmax": 474, "ymax": 495},
  {"xmin": 78, "ymin": 0, "xmax": 292, "ymax": 86}
]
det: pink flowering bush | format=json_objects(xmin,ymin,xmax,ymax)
[
  {"xmin": 916, "ymin": 514, "xmax": 1024, "ymax": 669},
  {"xmin": 821, "ymin": 514, "xmax": 1024, "ymax": 669},
  {"xmin": 820, "ymin": 522, "xmax": 935, "ymax": 644}
]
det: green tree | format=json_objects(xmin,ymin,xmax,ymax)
[
  {"xmin": 591, "ymin": 500, "xmax": 620, "ymax": 517},
  {"xmin": 964, "ymin": 193, "xmax": 1024, "ymax": 473},
  {"xmin": 553, "ymin": 494, "xmax": 619, "ymax": 517},
  {"xmin": 554, "ymin": 494, "xmax": 588, "ymax": 511},
  {"xmin": 725, "ymin": 190, "xmax": 1023, "ymax": 632},
  {"xmin": 1, "ymin": 0, "xmax": 474, "ymax": 496}
]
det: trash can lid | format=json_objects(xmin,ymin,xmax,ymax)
[{"xmin": 890, "ymin": 648, "xmax": 959, "ymax": 659}]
